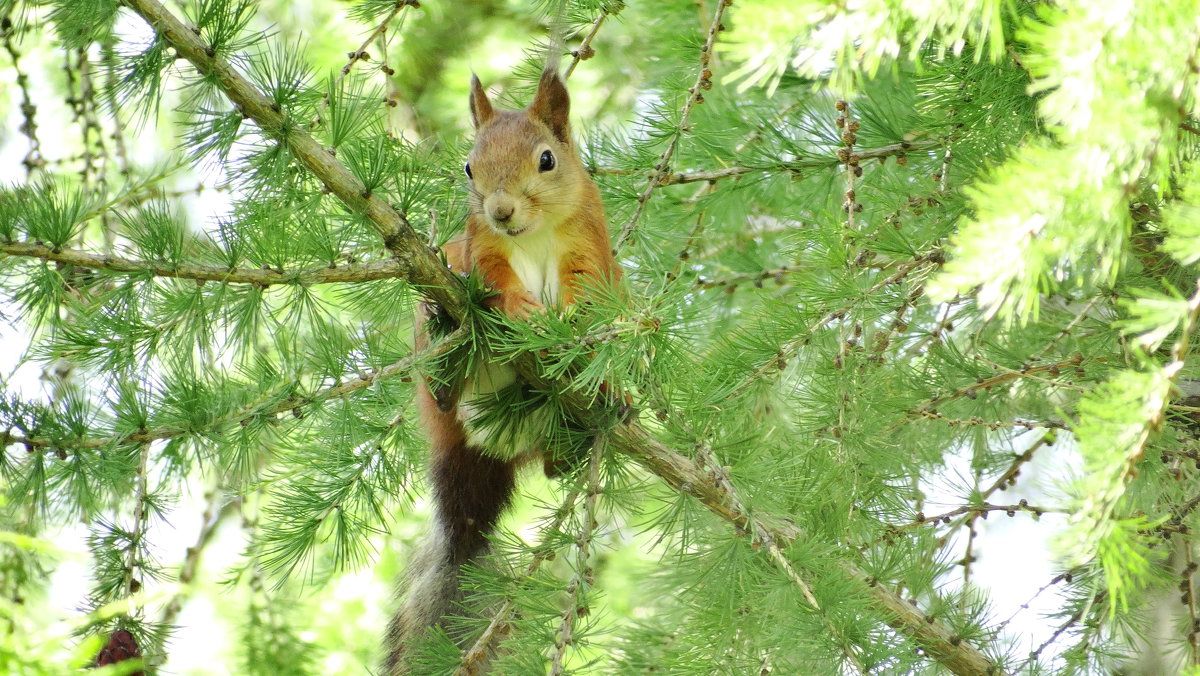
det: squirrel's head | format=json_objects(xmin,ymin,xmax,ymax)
[{"xmin": 465, "ymin": 69, "xmax": 586, "ymax": 238}]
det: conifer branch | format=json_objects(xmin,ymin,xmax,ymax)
[
  {"xmin": 731, "ymin": 251, "xmax": 944, "ymax": 400},
  {"xmin": 613, "ymin": 0, "xmax": 731, "ymax": 252},
  {"xmin": 692, "ymin": 439, "xmax": 871, "ymax": 671},
  {"xmin": 1, "ymin": 11, "xmax": 43, "ymax": 176},
  {"xmin": 123, "ymin": 0, "xmax": 468, "ymax": 320},
  {"xmin": 1093, "ymin": 278, "xmax": 1200, "ymax": 530},
  {"xmin": 614, "ymin": 423, "xmax": 1007, "ymax": 676},
  {"xmin": 0, "ymin": 241, "xmax": 410, "ymax": 286},
  {"xmin": 117, "ymin": 5, "xmax": 1007, "ymax": 672},
  {"xmin": 592, "ymin": 140, "xmax": 939, "ymax": 186},
  {"xmin": 6, "ymin": 332, "xmax": 456, "ymax": 452},
  {"xmin": 695, "ymin": 441, "xmax": 821, "ymax": 608},
  {"xmin": 563, "ymin": 2, "xmax": 622, "ymax": 79},
  {"xmin": 160, "ymin": 484, "xmax": 234, "ymax": 629},
  {"xmin": 908, "ymin": 501, "xmax": 1057, "ymax": 529},
  {"xmin": 549, "ymin": 437, "xmax": 604, "ymax": 676}
]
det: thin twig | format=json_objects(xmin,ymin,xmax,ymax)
[
  {"xmin": 915, "ymin": 354, "xmax": 1088, "ymax": 413},
  {"xmin": 160, "ymin": 484, "xmax": 236, "ymax": 628},
  {"xmin": 1032, "ymin": 295, "xmax": 1105, "ymax": 360},
  {"xmin": 907, "ymin": 501, "xmax": 1058, "ymax": 529},
  {"xmin": 1, "ymin": 241, "xmax": 412, "ymax": 287},
  {"xmin": 910, "ymin": 409, "xmax": 1068, "ymax": 431},
  {"xmin": 550, "ymin": 436, "xmax": 605, "ymax": 675},
  {"xmin": 564, "ymin": 3, "xmax": 622, "ymax": 79},
  {"xmin": 315, "ymin": 0, "xmax": 418, "ymax": 127},
  {"xmin": 2, "ymin": 11, "xmax": 43, "ymax": 176},
  {"xmin": 614, "ymin": 0, "xmax": 731, "ymax": 251},
  {"xmin": 1023, "ymin": 590, "xmax": 1103, "ymax": 668},
  {"xmin": 695, "ymin": 265, "xmax": 794, "ymax": 291},
  {"xmin": 664, "ymin": 181, "xmax": 719, "ymax": 286},
  {"xmin": 837, "ymin": 99, "xmax": 861, "ymax": 230},
  {"xmin": 993, "ymin": 568, "xmax": 1080, "ymax": 636},
  {"xmin": 1184, "ymin": 532, "xmax": 1200, "ymax": 664},
  {"xmin": 101, "ymin": 41, "xmax": 132, "ymax": 180},
  {"xmin": 124, "ymin": 442, "xmax": 151, "ymax": 603},
  {"xmin": 592, "ymin": 140, "xmax": 938, "ymax": 186},
  {"xmin": 5, "ymin": 330, "xmax": 461, "ymax": 452}
]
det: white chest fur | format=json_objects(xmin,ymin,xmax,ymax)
[{"xmin": 505, "ymin": 225, "xmax": 562, "ymax": 305}]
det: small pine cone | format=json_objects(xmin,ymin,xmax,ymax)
[{"xmin": 95, "ymin": 629, "xmax": 145, "ymax": 676}]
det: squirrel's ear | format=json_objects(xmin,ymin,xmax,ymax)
[
  {"xmin": 529, "ymin": 68, "xmax": 570, "ymax": 144},
  {"xmin": 469, "ymin": 74, "xmax": 494, "ymax": 129}
]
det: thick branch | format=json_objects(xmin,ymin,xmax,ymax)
[
  {"xmin": 612, "ymin": 424, "xmax": 1005, "ymax": 676},
  {"xmin": 124, "ymin": 0, "xmax": 466, "ymax": 319},
  {"xmin": 1, "ymin": 240, "xmax": 408, "ymax": 286}
]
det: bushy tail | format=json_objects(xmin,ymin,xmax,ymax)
[{"xmin": 385, "ymin": 396, "xmax": 516, "ymax": 674}]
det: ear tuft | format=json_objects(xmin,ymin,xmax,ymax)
[
  {"xmin": 470, "ymin": 74, "xmax": 495, "ymax": 129},
  {"xmin": 528, "ymin": 68, "xmax": 570, "ymax": 144}
]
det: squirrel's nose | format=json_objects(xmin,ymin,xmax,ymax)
[{"xmin": 492, "ymin": 204, "xmax": 514, "ymax": 222}]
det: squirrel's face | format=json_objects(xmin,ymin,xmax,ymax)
[{"xmin": 465, "ymin": 70, "xmax": 583, "ymax": 238}]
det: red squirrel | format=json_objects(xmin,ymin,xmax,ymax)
[{"xmin": 385, "ymin": 68, "xmax": 621, "ymax": 672}]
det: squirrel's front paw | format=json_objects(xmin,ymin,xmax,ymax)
[{"xmin": 500, "ymin": 291, "xmax": 542, "ymax": 319}]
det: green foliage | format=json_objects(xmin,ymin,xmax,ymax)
[{"xmin": 6, "ymin": 0, "xmax": 1200, "ymax": 674}]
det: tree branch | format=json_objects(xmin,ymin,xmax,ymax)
[
  {"xmin": 614, "ymin": 0, "xmax": 732, "ymax": 251},
  {"xmin": 1, "ymin": 240, "xmax": 409, "ymax": 286},
  {"xmin": 6, "ymin": 330, "xmax": 460, "ymax": 452},
  {"xmin": 591, "ymin": 140, "xmax": 940, "ymax": 187},
  {"xmin": 123, "ymin": 0, "xmax": 467, "ymax": 319},
  {"xmin": 613, "ymin": 424, "xmax": 1006, "ymax": 676},
  {"xmin": 455, "ymin": 490, "xmax": 582, "ymax": 675},
  {"xmin": 563, "ymin": 3, "xmax": 622, "ymax": 79}
]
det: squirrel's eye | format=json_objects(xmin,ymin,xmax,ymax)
[
  {"xmin": 539, "ymin": 149, "xmax": 555, "ymax": 172},
  {"xmin": 464, "ymin": 162, "xmax": 473, "ymax": 180}
]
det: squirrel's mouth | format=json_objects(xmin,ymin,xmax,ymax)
[{"xmin": 500, "ymin": 224, "xmax": 530, "ymax": 236}]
